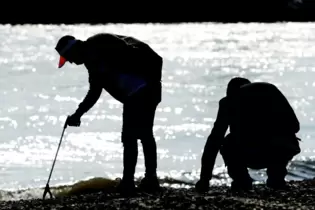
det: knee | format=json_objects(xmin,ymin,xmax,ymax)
[
  {"xmin": 220, "ymin": 144, "xmax": 245, "ymax": 167},
  {"xmin": 121, "ymin": 132, "xmax": 138, "ymax": 147},
  {"xmin": 139, "ymin": 130, "xmax": 155, "ymax": 142},
  {"xmin": 219, "ymin": 142, "xmax": 233, "ymax": 159},
  {"xmin": 141, "ymin": 138, "xmax": 156, "ymax": 147},
  {"xmin": 220, "ymin": 146, "xmax": 233, "ymax": 165}
]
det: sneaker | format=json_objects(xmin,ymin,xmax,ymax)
[
  {"xmin": 116, "ymin": 178, "xmax": 136, "ymax": 197},
  {"xmin": 139, "ymin": 176, "xmax": 161, "ymax": 193},
  {"xmin": 195, "ymin": 179, "xmax": 209, "ymax": 193},
  {"xmin": 231, "ymin": 180, "xmax": 253, "ymax": 192},
  {"xmin": 266, "ymin": 179, "xmax": 288, "ymax": 190}
]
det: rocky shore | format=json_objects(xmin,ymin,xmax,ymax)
[{"xmin": 1, "ymin": 179, "xmax": 314, "ymax": 210}]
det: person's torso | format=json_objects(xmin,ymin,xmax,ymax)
[
  {"xmin": 81, "ymin": 33, "xmax": 162, "ymax": 103},
  {"xmin": 227, "ymin": 82, "xmax": 299, "ymax": 137},
  {"xmin": 84, "ymin": 33, "xmax": 162, "ymax": 80},
  {"xmin": 82, "ymin": 33, "xmax": 162, "ymax": 103}
]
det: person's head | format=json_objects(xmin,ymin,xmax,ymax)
[
  {"xmin": 55, "ymin": 35, "xmax": 84, "ymax": 68},
  {"xmin": 226, "ymin": 77, "xmax": 251, "ymax": 97}
]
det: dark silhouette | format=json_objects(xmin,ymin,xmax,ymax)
[
  {"xmin": 1, "ymin": 0, "xmax": 315, "ymax": 24},
  {"xmin": 55, "ymin": 33, "xmax": 163, "ymax": 196},
  {"xmin": 196, "ymin": 77, "xmax": 301, "ymax": 192}
]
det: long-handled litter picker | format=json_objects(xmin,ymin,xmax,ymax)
[{"xmin": 42, "ymin": 116, "xmax": 68, "ymax": 200}]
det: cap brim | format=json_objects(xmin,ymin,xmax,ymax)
[{"xmin": 58, "ymin": 56, "xmax": 67, "ymax": 68}]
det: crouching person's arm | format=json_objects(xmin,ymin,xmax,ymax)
[{"xmin": 195, "ymin": 98, "xmax": 229, "ymax": 193}]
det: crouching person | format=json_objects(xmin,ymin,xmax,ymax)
[{"xmin": 195, "ymin": 77, "xmax": 301, "ymax": 192}]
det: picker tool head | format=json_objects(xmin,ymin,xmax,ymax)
[{"xmin": 43, "ymin": 183, "xmax": 53, "ymax": 200}]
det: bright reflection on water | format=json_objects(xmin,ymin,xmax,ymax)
[{"xmin": 0, "ymin": 23, "xmax": 315, "ymax": 191}]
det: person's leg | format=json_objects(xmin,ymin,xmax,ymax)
[
  {"xmin": 265, "ymin": 135, "xmax": 300, "ymax": 189},
  {"xmin": 137, "ymin": 85, "xmax": 161, "ymax": 192},
  {"xmin": 138, "ymin": 102, "xmax": 160, "ymax": 192},
  {"xmin": 266, "ymin": 159, "xmax": 289, "ymax": 189},
  {"xmin": 220, "ymin": 134, "xmax": 253, "ymax": 191},
  {"xmin": 121, "ymin": 136, "xmax": 138, "ymax": 182},
  {"xmin": 117, "ymin": 139, "xmax": 138, "ymax": 196},
  {"xmin": 140, "ymin": 103, "xmax": 158, "ymax": 178},
  {"xmin": 265, "ymin": 143, "xmax": 293, "ymax": 189},
  {"xmin": 117, "ymin": 97, "xmax": 143, "ymax": 195},
  {"xmin": 118, "ymin": 84, "xmax": 161, "ymax": 194}
]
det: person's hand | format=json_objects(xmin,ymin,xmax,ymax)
[
  {"xmin": 195, "ymin": 179, "xmax": 210, "ymax": 193},
  {"xmin": 66, "ymin": 113, "xmax": 81, "ymax": 127}
]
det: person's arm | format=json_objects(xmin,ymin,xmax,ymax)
[
  {"xmin": 74, "ymin": 75, "xmax": 103, "ymax": 117},
  {"xmin": 273, "ymin": 87, "xmax": 300, "ymax": 134},
  {"xmin": 200, "ymin": 98, "xmax": 229, "ymax": 181},
  {"xmin": 283, "ymin": 98, "xmax": 300, "ymax": 134}
]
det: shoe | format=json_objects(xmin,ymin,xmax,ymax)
[
  {"xmin": 139, "ymin": 176, "xmax": 161, "ymax": 193},
  {"xmin": 266, "ymin": 179, "xmax": 288, "ymax": 190},
  {"xmin": 195, "ymin": 179, "xmax": 209, "ymax": 193},
  {"xmin": 116, "ymin": 178, "xmax": 136, "ymax": 197},
  {"xmin": 231, "ymin": 180, "xmax": 253, "ymax": 192}
]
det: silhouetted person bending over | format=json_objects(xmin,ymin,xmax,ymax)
[
  {"xmin": 196, "ymin": 77, "xmax": 301, "ymax": 192},
  {"xmin": 55, "ymin": 33, "xmax": 163, "ymax": 196}
]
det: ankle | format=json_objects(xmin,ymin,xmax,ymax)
[
  {"xmin": 122, "ymin": 175, "xmax": 134, "ymax": 182},
  {"xmin": 145, "ymin": 172, "xmax": 157, "ymax": 178}
]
